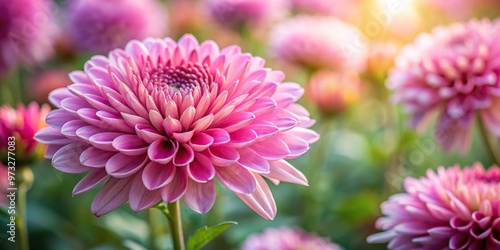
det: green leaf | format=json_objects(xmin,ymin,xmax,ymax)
[{"xmin": 187, "ymin": 221, "xmax": 237, "ymax": 250}]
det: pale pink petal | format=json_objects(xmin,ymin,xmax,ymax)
[
  {"xmin": 91, "ymin": 177, "xmax": 133, "ymax": 216},
  {"xmin": 236, "ymin": 174, "xmax": 276, "ymax": 220},
  {"xmin": 184, "ymin": 179, "xmax": 216, "ymax": 214},
  {"xmin": 216, "ymin": 165, "xmax": 256, "ymax": 194}
]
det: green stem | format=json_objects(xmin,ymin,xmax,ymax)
[
  {"xmin": 158, "ymin": 202, "xmax": 185, "ymax": 250},
  {"xmin": 16, "ymin": 167, "xmax": 33, "ymax": 250},
  {"xmin": 478, "ymin": 116, "xmax": 500, "ymax": 165},
  {"xmin": 148, "ymin": 209, "xmax": 160, "ymax": 250},
  {"xmin": 303, "ymin": 116, "xmax": 335, "ymax": 231}
]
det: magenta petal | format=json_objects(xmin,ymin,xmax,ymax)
[
  {"xmin": 52, "ymin": 143, "xmax": 92, "ymax": 173},
  {"xmin": 187, "ymin": 153, "xmax": 215, "ymax": 182},
  {"xmin": 237, "ymin": 148, "xmax": 270, "ymax": 173},
  {"xmin": 251, "ymin": 138, "xmax": 290, "ymax": 160},
  {"xmin": 228, "ymin": 128, "xmax": 257, "ymax": 148},
  {"xmin": 264, "ymin": 160, "xmax": 308, "ymax": 186},
  {"xmin": 112, "ymin": 134, "xmax": 148, "ymax": 156},
  {"xmin": 173, "ymin": 143, "xmax": 195, "ymax": 166},
  {"xmin": 204, "ymin": 128, "xmax": 230, "ymax": 144},
  {"xmin": 105, "ymin": 153, "xmax": 147, "ymax": 178},
  {"xmin": 161, "ymin": 168, "xmax": 188, "ymax": 202},
  {"xmin": 235, "ymin": 174, "xmax": 276, "ymax": 220},
  {"xmin": 216, "ymin": 165, "xmax": 256, "ymax": 194},
  {"xmin": 142, "ymin": 161, "xmax": 176, "ymax": 190},
  {"xmin": 91, "ymin": 177, "xmax": 133, "ymax": 216},
  {"xmin": 73, "ymin": 169, "xmax": 109, "ymax": 195},
  {"xmin": 80, "ymin": 147, "xmax": 114, "ymax": 168},
  {"xmin": 189, "ymin": 132, "xmax": 214, "ymax": 151},
  {"xmin": 148, "ymin": 139, "xmax": 178, "ymax": 164},
  {"xmin": 129, "ymin": 174, "xmax": 161, "ymax": 212},
  {"xmin": 184, "ymin": 179, "xmax": 216, "ymax": 214},
  {"xmin": 208, "ymin": 146, "xmax": 240, "ymax": 166}
]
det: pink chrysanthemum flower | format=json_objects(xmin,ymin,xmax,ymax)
[
  {"xmin": 67, "ymin": 0, "xmax": 168, "ymax": 54},
  {"xmin": 206, "ymin": 0, "xmax": 289, "ymax": 29},
  {"xmin": 242, "ymin": 227, "xmax": 343, "ymax": 250},
  {"xmin": 0, "ymin": 103, "xmax": 50, "ymax": 166},
  {"xmin": 35, "ymin": 34, "xmax": 318, "ymax": 219},
  {"xmin": 268, "ymin": 16, "xmax": 367, "ymax": 72},
  {"xmin": 0, "ymin": 0, "xmax": 57, "ymax": 73},
  {"xmin": 387, "ymin": 19, "xmax": 500, "ymax": 153},
  {"xmin": 368, "ymin": 163, "xmax": 500, "ymax": 249},
  {"xmin": 289, "ymin": 0, "xmax": 360, "ymax": 20}
]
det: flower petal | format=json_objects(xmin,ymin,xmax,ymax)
[
  {"xmin": 235, "ymin": 174, "xmax": 276, "ymax": 220},
  {"xmin": 105, "ymin": 153, "xmax": 147, "ymax": 178},
  {"xmin": 216, "ymin": 165, "xmax": 256, "ymax": 194},
  {"xmin": 184, "ymin": 179, "xmax": 216, "ymax": 214},
  {"xmin": 148, "ymin": 139, "xmax": 178, "ymax": 164},
  {"xmin": 142, "ymin": 161, "xmax": 176, "ymax": 190},
  {"xmin": 129, "ymin": 174, "xmax": 161, "ymax": 212},
  {"xmin": 73, "ymin": 169, "xmax": 109, "ymax": 195},
  {"xmin": 91, "ymin": 177, "xmax": 133, "ymax": 216}
]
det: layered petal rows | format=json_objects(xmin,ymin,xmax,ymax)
[
  {"xmin": 388, "ymin": 19, "xmax": 500, "ymax": 152},
  {"xmin": 35, "ymin": 34, "xmax": 318, "ymax": 219},
  {"xmin": 368, "ymin": 163, "xmax": 500, "ymax": 250}
]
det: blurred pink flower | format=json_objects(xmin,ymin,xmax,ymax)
[
  {"xmin": 290, "ymin": 0, "xmax": 360, "ymax": 21},
  {"xmin": 242, "ymin": 227, "xmax": 342, "ymax": 250},
  {"xmin": 0, "ymin": 0, "xmax": 57, "ymax": 73},
  {"xmin": 268, "ymin": 16, "xmax": 367, "ymax": 72},
  {"xmin": 67, "ymin": 0, "xmax": 168, "ymax": 54},
  {"xmin": 28, "ymin": 69, "xmax": 71, "ymax": 103},
  {"xmin": 366, "ymin": 42, "xmax": 400, "ymax": 82},
  {"xmin": 206, "ymin": 0, "xmax": 289, "ymax": 29},
  {"xmin": 387, "ymin": 19, "xmax": 500, "ymax": 153},
  {"xmin": 35, "ymin": 34, "xmax": 318, "ymax": 218},
  {"xmin": 306, "ymin": 70, "xmax": 362, "ymax": 115},
  {"xmin": 368, "ymin": 163, "xmax": 500, "ymax": 249},
  {"xmin": 0, "ymin": 103, "xmax": 50, "ymax": 165}
]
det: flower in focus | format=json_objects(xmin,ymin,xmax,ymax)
[
  {"xmin": 307, "ymin": 70, "xmax": 362, "ymax": 115},
  {"xmin": 268, "ymin": 16, "xmax": 367, "ymax": 72},
  {"xmin": 242, "ymin": 227, "xmax": 343, "ymax": 250},
  {"xmin": 35, "ymin": 34, "xmax": 319, "ymax": 219},
  {"xmin": 368, "ymin": 163, "xmax": 500, "ymax": 249},
  {"xmin": 387, "ymin": 19, "xmax": 500, "ymax": 153},
  {"xmin": 28, "ymin": 69, "xmax": 71, "ymax": 103},
  {"xmin": 290, "ymin": 0, "xmax": 360, "ymax": 21},
  {"xmin": 0, "ymin": 103, "xmax": 50, "ymax": 166},
  {"xmin": 67, "ymin": 0, "xmax": 168, "ymax": 54},
  {"xmin": 206, "ymin": 0, "xmax": 289, "ymax": 29},
  {"xmin": 0, "ymin": 0, "xmax": 57, "ymax": 73}
]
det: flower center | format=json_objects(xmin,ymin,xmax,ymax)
[{"xmin": 148, "ymin": 63, "xmax": 212, "ymax": 95}]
